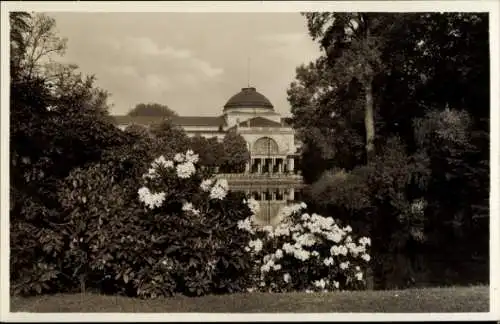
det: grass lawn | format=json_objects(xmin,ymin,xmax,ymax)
[{"xmin": 10, "ymin": 285, "xmax": 488, "ymax": 313}]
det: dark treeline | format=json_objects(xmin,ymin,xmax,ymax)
[{"xmin": 288, "ymin": 12, "xmax": 489, "ymax": 289}]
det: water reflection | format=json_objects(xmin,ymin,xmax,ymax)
[{"xmin": 235, "ymin": 187, "xmax": 304, "ymax": 226}]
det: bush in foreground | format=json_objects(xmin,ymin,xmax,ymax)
[
  {"xmin": 239, "ymin": 201, "xmax": 372, "ymax": 293},
  {"xmin": 56, "ymin": 150, "xmax": 254, "ymax": 298}
]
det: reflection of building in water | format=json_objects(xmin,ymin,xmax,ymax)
[
  {"xmin": 113, "ymin": 85, "xmax": 304, "ymax": 224},
  {"xmin": 216, "ymin": 174, "xmax": 305, "ymax": 225}
]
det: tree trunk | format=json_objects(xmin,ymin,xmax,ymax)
[
  {"xmin": 364, "ymin": 78, "xmax": 376, "ymax": 290},
  {"xmin": 364, "ymin": 79, "xmax": 375, "ymax": 163}
]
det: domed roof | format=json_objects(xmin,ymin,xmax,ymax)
[{"xmin": 223, "ymin": 87, "xmax": 274, "ymax": 111}]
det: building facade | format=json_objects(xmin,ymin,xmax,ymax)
[
  {"xmin": 113, "ymin": 86, "xmax": 303, "ymax": 224},
  {"xmin": 113, "ymin": 86, "xmax": 301, "ymax": 174}
]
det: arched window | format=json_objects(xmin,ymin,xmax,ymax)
[{"xmin": 252, "ymin": 137, "xmax": 279, "ymax": 155}]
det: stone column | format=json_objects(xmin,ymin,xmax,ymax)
[
  {"xmin": 258, "ymin": 158, "xmax": 262, "ymax": 174},
  {"xmin": 245, "ymin": 160, "xmax": 250, "ymax": 173},
  {"xmin": 288, "ymin": 157, "xmax": 295, "ymax": 173},
  {"xmin": 288, "ymin": 188, "xmax": 295, "ymax": 201}
]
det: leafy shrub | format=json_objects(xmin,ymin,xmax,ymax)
[
  {"xmin": 56, "ymin": 150, "xmax": 254, "ymax": 298},
  {"xmin": 238, "ymin": 201, "xmax": 371, "ymax": 292}
]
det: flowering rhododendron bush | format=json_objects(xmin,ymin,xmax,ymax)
[
  {"xmin": 55, "ymin": 149, "xmax": 255, "ymax": 298},
  {"xmin": 132, "ymin": 150, "xmax": 256, "ymax": 297},
  {"xmin": 238, "ymin": 202, "xmax": 372, "ymax": 292}
]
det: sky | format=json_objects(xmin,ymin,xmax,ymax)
[{"xmin": 47, "ymin": 12, "xmax": 322, "ymax": 117}]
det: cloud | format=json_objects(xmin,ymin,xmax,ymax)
[
  {"xmin": 48, "ymin": 12, "xmax": 321, "ymax": 116},
  {"xmin": 114, "ymin": 36, "xmax": 223, "ymax": 79}
]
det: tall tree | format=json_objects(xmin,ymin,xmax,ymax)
[
  {"xmin": 128, "ymin": 103, "xmax": 177, "ymax": 118},
  {"xmin": 10, "ymin": 11, "xmax": 31, "ymax": 79},
  {"xmin": 303, "ymin": 13, "xmax": 394, "ymax": 163}
]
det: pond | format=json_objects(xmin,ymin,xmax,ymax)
[{"xmin": 216, "ymin": 173, "xmax": 305, "ymax": 225}]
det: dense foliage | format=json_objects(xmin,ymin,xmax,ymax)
[
  {"xmin": 288, "ymin": 12, "xmax": 489, "ymax": 288},
  {"xmin": 9, "ymin": 12, "xmax": 130, "ymax": 295}
]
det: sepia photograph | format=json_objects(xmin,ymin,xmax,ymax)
[{"xmin": 1, "ymin": 0, "xmax": 498, "ymax": 321}]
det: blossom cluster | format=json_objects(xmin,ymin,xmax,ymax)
[
  {"xmin": 200, "ymin": 178, "xmax": 229, "ymax": 200},
  {"xmin": 182, "ymin": 202, "xmax": 200, "ymax": 216},
  {"xmin": 238, "ymin": 201, "xmax": 371, "ymax": 292},
  {"xmin": 138, "ymin": 186, "xmax": 166, "ymax": 209},
  {"xmin": 143, "ymin": 150, "xmax": 199, "ymax": 181}
]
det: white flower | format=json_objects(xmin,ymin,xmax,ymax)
[
  {"xmin": 361, "ymin": 253, "xmax": 371, "ymax": 262},
  {"xmin": 355, "ymin": 266, "xmax": 361, "ymax": 271},
  {"xmin": 301, "ymin": 213, "xmax": 310, "ymax": 221},
  {"xmin": 340, "ymin": 261, "xmax": 350, "ymax": 270},
  {"xmin": 274, "ymin": 225, "xmax": 290, "ymax": 237},
  {"xmin": 237, "ymin": 218, "xmax": 255, "ymax": 234},
  {"xmin": 293, "ymin": 249, "xmax": 310, "ymax": 261},
  {"xmin": 209, "ymin": 179, "xmax": 228, "ymax": 200},
  {"xmin": 333, "ymin": 281, "xmax": 340, "ymax": 289},
  {"xmin": 275, "ymin": 249, "xmax": 283, "ymax": 259},
  {"xmin": 323, "ymin": 257, "xmax": 334, "ymax": 266},
  {"xmin": 138, "ymin": 186, "xmax": 166, "ymax": 209},
  {"xmin": 313, "ymin": 279, "xmax": 326, "ymax": 289},
  {"xmin": 295, "ymin": 233, "xmax": 316, "ymax": 247},
  {"xmin": 176, "ymin": 161, "xmax": 196, "ymax": 179},
  {"xmin": 273, "ymin": 263, "xmax": 282, "ymax": 271},
  {"xmin": 246, "ymin": 197, "xmax": 260, "ymax": 215},
  {"xmin": 312, "ymin": 251, "xmax": 320, "ymax": 257},
  {"xmin": 153, "ymin": 155, "xmax": 173, "ymax": 169},
  {"xmin": 326, "ymin": 232, "xmax": 343, "ymax": 243},
  {"xmin": 300, "ymin": 202, "xmax": 307, "ymax": 209},
  {"xmin": 331, "ymin": 245, "xmax": 347, "ymax": 256},
  {"xmin": 345, "ymin": 235, "xmax": 353, "ymax": 243},
  {"xmin": 185, "ymin": 149, "xmax": 199, "ymax": 164},
  {"xmin": 359, "ymin": 237, "xmax": 371, "ymax": 246},
  {"xmin": 282, "ymin": 243, "xmax": 294, "ymax": 255},
  {"xmin": 182, "ymin": 202, "xmax": 200, "ymax": 215},
  {"xmin": 143, "ymin": 167, "xmax": 158, "ymax": 179},
  {"xmin": 182, "ymin": 202, "xmax": 194, "ymax": 211},
  {"xmin": 200, "ymin": 179, "xmax": 213, "ymax": 192},
  {"xmin": 355, "ymin": 272, "xmax": 363, "ymax": 281},
  {"xmin": 138, "ymin": 186, "xmax": 149, "ymax": 198},
  {"xmin": 249, "ymin": 239, "xmax": 263, "ymax": 253},
  {"xmin": 283, "ymin": 273, "xmax": 291, "ymax": 283},
  {"xmin": 261, "ymin": 263, "xmax": 271, "ymax": 273},
  {"xmin": 344, "ymin": 225, "xmax": 353, "ymax": 233},
  {"xmin": 210, "ymin": 185, "xmax": 227, "ymax": 200},
  {"xmin": 174, "ymin": 153, "xmax": 184, "ymax": 162}
]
